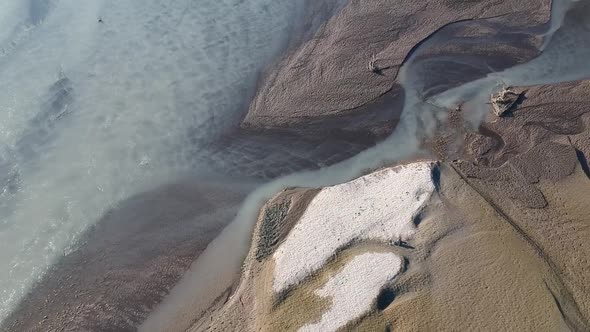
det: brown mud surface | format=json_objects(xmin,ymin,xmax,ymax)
[
  {"xmin": 353, "ymin": 80, "xmax": 590, "ymax": 331},
  {"xmin": 6, "ymin": 1, "xmax": 588, "ymax": 331},
  {"xmin": 0, "ymin": 2, "xmax": 362, "ymax": 331},
  {"xmin": 194, "ymin": 79, "xmax": 590, "ymax": 331},
  {"xmin": 1, "ymin": 179, "xmax": 255, "ymax": 332},
  {"xmin": 242, "ymin": 0, "xmax": 550, "ymax": 141}
]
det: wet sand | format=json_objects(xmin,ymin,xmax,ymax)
[
  {"xmin": 369, "ymin": 80, "xmax": 590, "ymax": 331},
  {"xmin": 242, "ymin": 0, "xmax": 550, "ymax": 139},
  {"xmin": 3, "ymin": 0, "xmax": 588, "ymax": 331},
  {"xmin": 180, "ymin": 1, "xmax": 590, "ymax": 330},
  {"xmin": 145, "ymin": 1, "xmax": 573, "ymax": 330},
  {"xmin": 0, "ymin": 1, "xmax": 363, "ymax": 330},
  {"xmin": 0, "ymin": 129, "xmax": 379, "ymax": 332},
  {"xmin": 196, "ymin": 78, "xmax": 590, "ymax": 331},
  {"xmin": 0, "ymin": 178, "xmax": 256, "ymax": 332}
]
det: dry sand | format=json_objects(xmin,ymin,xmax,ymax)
[
  {"xmin": 192, "ymin": 77, "xmax": 590, "ymax": 331},
  {"xmin": 352, "ymin": 80, "xmax": 590, "ymax": 331},
  {"xmin": 182, "ymin": 1, "xmax": 590, "ymax": 331},
  {"xmin": 272, "ymin": 163, "xmax": 435, "ymax": 293}
]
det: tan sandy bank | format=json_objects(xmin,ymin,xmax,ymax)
[{"xmin": 190, "ymin": 79, "xmax": 590, "ymax": 331}]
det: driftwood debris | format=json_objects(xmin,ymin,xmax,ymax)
[
  {"xmin": 490, "ymin": 86, "xmax": 520, "ymax": 117},
  {"xmin": 368, "ymin": 54, "xmax": 381, "ymax": 74}
]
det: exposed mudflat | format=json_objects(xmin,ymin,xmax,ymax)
[
  {"xmin": 1, "ymin": 179, "xmax": 256, "ymax": 332},
  {"xmin": 166, "ymin": 1, "xmax": 590, "ymax": 331},
  {"xmin": 242, "ymin": 0, "xmax": 550, "ymax": 140},
  {"xmin": 0, "ymin": 1, "xmax": 359, "ymax": 331},
  {"xmin": 3, "ymin": 0, "xmax": 590, "ymax": 331},
  {"xmin": 197, "ymin": 78, "xmax": 590, "ymax": 331}
]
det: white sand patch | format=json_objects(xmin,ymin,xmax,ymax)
[
  {"xmin": 273, "ymin": 162, "xmax": 435, "ymax": 292},
  {"xmin": 300, "ymin": 252, "xmax": 403, "ymax": 332}
]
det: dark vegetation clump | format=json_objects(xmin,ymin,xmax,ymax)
[{"xmin": 256, "ymin": 201, "xmax": 291, "ymax": 261}]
